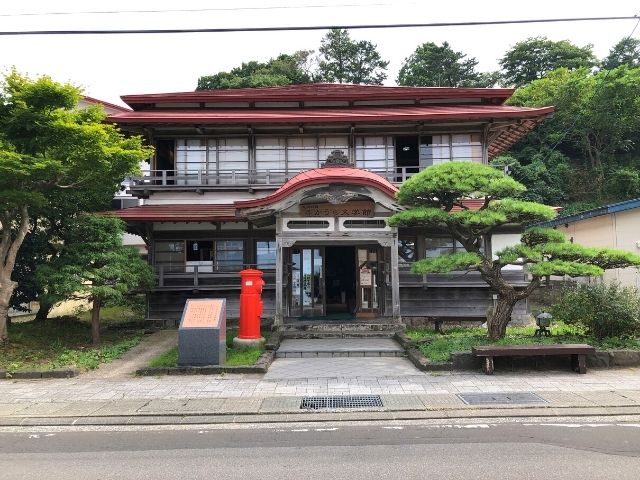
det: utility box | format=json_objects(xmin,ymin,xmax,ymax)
[{"xmin": 178, "ymin": 298, "xmax": 226, "ymax": 366}]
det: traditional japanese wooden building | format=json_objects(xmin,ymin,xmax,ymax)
[{"xmin": 106, "ymin": 84, "xmax": 553, "ymax": 327}]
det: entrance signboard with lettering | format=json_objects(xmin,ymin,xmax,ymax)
[{"xmin": 300, "ymin": 201, "xmax": 375, "ymax": 218}]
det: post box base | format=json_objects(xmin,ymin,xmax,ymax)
[{"xmin": 233, "ymin": 336, "xmax": 266, "ymax": 350}]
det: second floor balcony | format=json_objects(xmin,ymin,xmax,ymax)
[{"xmin": 130, "ymin": 134, "xmax": 484, "ymax": 193}]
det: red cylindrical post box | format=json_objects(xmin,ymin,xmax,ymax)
[{"xmin": 236, "ymin": 269, "xmax": 265, "ymax": 346}]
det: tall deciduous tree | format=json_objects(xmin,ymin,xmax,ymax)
[
  {"xmin": 197, "ymin": 51, "xmax": 315, "ymax": 90},
  {"xmin": 398, "ymin": 41, "xmax": 496, "ymax": 87},
  {"xmin": 37, "ymin": 215, "xmax": 154, "ymax": 345},
  {"xmin": 317, "ymin": 29, "xmax": 388, "ymax": 84},
  {"xmin": 509, "ymin": 66, "xmax": 640, "ymax": 172},
  {"xmin": 499, "ymin": 37, "xmax": 597, "ymax": 87},
  {"xmin": 602, "ymin": 37, "xmax": 640, "ymax": 69},
  {"xmin": 0, "ymin": 71, "xmax": 152, "ymax": 342},
  {"xmin": 388, "ymin": 162, "xmax": 640, "ymax": 340}
]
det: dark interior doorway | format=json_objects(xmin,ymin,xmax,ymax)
[
  {"xmin": 324, "ymin": 246, "xmax": 356, "ymax": 315},
  {"xmin": 395, "ymin": 136, "xmax": 419, "ymax": 167},
  {"xmin": 395, "ymin": 136, "xmax": 420, "ymax": 181}
]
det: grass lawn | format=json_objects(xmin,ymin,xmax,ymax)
[
  {"xmin": 1, "ymin": 316, "xmax": 144, "ymax": 373},
  {"xmin": 406, "ymin": 322, "xmax": 640, "ymax": 362},
  {"xmin": 147, "ymin": 328, "xmax": 267, "ymax": 368}
]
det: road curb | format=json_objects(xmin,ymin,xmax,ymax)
[{"xmin": 4, "ymin": 404, "xmax": 640, "ymax": 427}]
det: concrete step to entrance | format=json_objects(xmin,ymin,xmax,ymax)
[
  {"xmin": 280, "ymin": 321, "xmax": 404, "ymax": 339},
  {"xmin": 275, "ymin": 338, "xmax": 406, "ymax": 358}
]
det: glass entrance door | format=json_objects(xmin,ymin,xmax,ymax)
[
  {"xmin": 290, "ymin": 247, "xmax": 324, "ymax": 317},
  {"xmin": 356, "ymin": 246, "xmax": 381, "ymax": 318}
]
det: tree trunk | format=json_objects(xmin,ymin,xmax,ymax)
[
  {"xmin": 0, "ymin": 205, "xmax": 32, "ymax": 343},
  {"xmin": 34, "ymin": 300, "xmax": 53, "ymax": 322},
  {"xmin": 0, "ymin": 276, "xmax": 17, "ymax": 343},
  {"xmin": 91, "ymin": 297, "xmax": 102, "ymax": 346},
  {"xmin": 487, "ymin": 294, "xmax": 516, "ymax": 341}
]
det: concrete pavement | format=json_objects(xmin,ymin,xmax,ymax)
[{"xmin": 2, "ymin": 365, "xmax": 640, "ymax": 426}]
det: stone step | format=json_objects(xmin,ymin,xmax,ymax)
[
  {"xmin": 283, "ymin": 330, "xmax": 396, "ymax": 339},
  {"xmin": 275, "ymin": 338, "xmax": 406, "ymax": 358}
]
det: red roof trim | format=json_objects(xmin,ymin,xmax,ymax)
[
  {"xmin": 121, "ymin": 83, "xmax": 515, "ymax": 106},
  {"xmin": 235, "ymin": 167, "xmax": 398, "ymax": 210},
  {"xmin": 103, "ymin": 204, "xmax": 238, "ymax": 222},
  {"xmin": 108, "ymin": 105, "xmax": 554, "ymax": 125}
]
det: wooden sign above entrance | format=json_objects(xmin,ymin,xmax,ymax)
[{"xmin": 300, "ymin": 201, "xmax": 375, "ymax": 218}]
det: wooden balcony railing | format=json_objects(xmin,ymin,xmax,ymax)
[
  {"xmin": 155, "ymin": 264, "xmax": 275, "ymax": 290},
  {"xmin": 131, "ymin": 166, "xmax": 422, "ymax": 188}
]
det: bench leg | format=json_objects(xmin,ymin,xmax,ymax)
[
  {"xmin": 482, "ymin": 357, "xmax": 494, "ymax": 375},
  {"xmin": 571, "ymin": 354, "xmax": 587, "ymax": 374},
  {"xmin": 578, "ymin": 354, "xmax": 587, "ymax": 374}
]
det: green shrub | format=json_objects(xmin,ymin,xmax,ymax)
[{"xmin": 551, "ymin": 282, "xmax": 640, "ymax": 339}]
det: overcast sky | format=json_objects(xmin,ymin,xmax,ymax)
[{"xmin": 1, "ymin": 0, "xmax": 638, "ymax": 106}]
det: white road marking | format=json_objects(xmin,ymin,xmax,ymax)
[
  {"xmin": 28, "ymin": 434, "xmax": 40, "ymax": 439},
  {"xmin": 291, "ymin": 429, "xmax": 309, "ymax": 432},
  {"xmin": 383, "ymin": 426, "xmax": 404, "ymax": 430},
  {"xmin": 315, "ymin": 428, "xmax": 339, "ymax": 432}
]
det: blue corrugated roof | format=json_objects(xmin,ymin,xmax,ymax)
[{"xmin": 534, "ymin": 197, "xmax": 640, "ymax": 228}]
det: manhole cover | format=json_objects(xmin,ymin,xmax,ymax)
[
  {"xmin": 457, "ymin": 392, "xmax": 547, "ymax": 405},
  {"xmin": 300, "ymin": 395, "xmax": 384, "ymax": 410}
]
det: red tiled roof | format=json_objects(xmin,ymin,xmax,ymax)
[
  {"xmin": 108, "ymin": 104, "xmax": 553, "ymax": 125},
  {"xmin": 121, "ymin": 83, "xmax": 515, "ymax": 106},
  {"xmin": 451, "ymin": 199, "xmax": 487, "ymax": 212},
  {"xmin": 235, "ymin": 167, "xmax": 398, "ymax": 209},
  {"xmin": 104, "ymin": 204, "xmax": 238, "ymax": 222}
]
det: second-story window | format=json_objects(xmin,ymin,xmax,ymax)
[
  {"xmin": 215, "ymin": 138, "xmax": 249, "ymax": 172},
  {"xmin": 176, "ymin": 139, "xmax": 206, "ymax": 184},
  {"xmin": 256, "ymin": 137, "xmax": 286, "ymax": 172},
  {"xmin": 355, "ymin": 136, "xmax": 393, "ymax": 171},
  {"xmin": 419, "ymin": 133, "xmax": 482, "ymax": 168},
  {"xmin": 287, "ymin": 137, "xmax": 318, "ymax": 173}
]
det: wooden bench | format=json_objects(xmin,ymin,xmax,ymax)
[{"xmin": 471, "ymin": 344, "xmax": 596, "ymax": 375}]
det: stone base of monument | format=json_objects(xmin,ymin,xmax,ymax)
[
  {"xmin": 178, "ymin": 299, "xmax": 226, "ymax": 366},
  {"xmin": 233, "ymin": 336, "xmax": 265, "ymax": 349}
]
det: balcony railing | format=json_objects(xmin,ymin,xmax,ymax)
[
  {"xmin": 155, "ymin": 264, "xmax": 275, "ymax": 289},
  {"xmin": 131, "ymin": 166, "xmax": 422, "ymax": 188}
]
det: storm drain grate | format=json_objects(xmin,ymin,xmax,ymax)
[
  {"xmin": 457, "ymin": 392, "xmax": 547, "ymax": 405},
  {"xmin": 300, "ymin": 395, "xmax": 384, "ymax": 410}
]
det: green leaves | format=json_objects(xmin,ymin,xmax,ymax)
[
  {"xmin": 318, "ymin": 29, "xmax": 389, "ymax": 85},
  {"xmin": 521, "ymin": 227, "xmax": 567, "ymax": 246},
  {"xmin": 37, "ymin": 215, "xmax": 154, "ymax": 305},
  {"xmin": 395, "ymin": 162, "xmax": 526, "ymax": 208},
  {"xmin": 196, "ymin": 51, "xmax": 314, "ymax": 90},
  {"xmin": 411, "ymin": 252, "xmax": 482, "ymax": 274},
  {"xmin": 387, "ymin": 207, "xmax": 449, "ymax": 228},
  {"xmin": 397, "ymin": 41, "xmax": 487, "ymax": 87},
  {"xmin": 528, "ymin": 260, "xmax": 604, "ymax": 277},
  {"xmin": 499, "ymin": 36, "xmax": 597, "ymax": 87}
]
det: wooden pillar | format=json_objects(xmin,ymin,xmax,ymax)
[
  {"xmin": 274, "ymin": 218, "xmax": 284, "ymax": 326},
  {"xmin": 390, "ymin": 232, "xmax": 401, "ymax": 322}
]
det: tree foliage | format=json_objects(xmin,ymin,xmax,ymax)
[
  {"xmin": 317, "ymin": 29, "xmax": 389, "ymax": 84},
  {"xmin": 552, "ymin": 283, "xmax": 640, "ymax": 340},
  {"xmin": 499, "ymin": 37, "xmax": 597, "ymax": 87},
  {"xmin": 398, "ymin": 41, "xmax": 496, "ymax": 87},
  {"xmin": 0, "ymin": 71, "xmax": 152, "ymax": 342},
  {"xmin": 602, "ymin": 37, "xmax": 640, "ymax": 70},
  {"xmin": 506, "ymin": 65, "xmax": 640, "ymax": 204},
  {"xmin": 388, "ymin": 162, "xmax": 640, "ymax": 340},
  {"xmin": 197, "ymin": 51, "xmax": 315, "ymax": 90},
  {"xmin": 36, "ymin": 215, "xmax": 154, "ymax": 345}
]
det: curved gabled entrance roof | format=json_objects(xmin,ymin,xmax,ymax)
[{"xmin": 234, "ymin": 167, "xmax": 398, "ymax": 210}]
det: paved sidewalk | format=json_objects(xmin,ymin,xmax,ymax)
[{"xmin": 2, "ymin": 353, "xmax": 640, "ymax": 426}]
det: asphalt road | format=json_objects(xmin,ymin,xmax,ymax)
[{"xmin": 1, "ymin": 420, "xmax": 640, "ymax": 479}]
